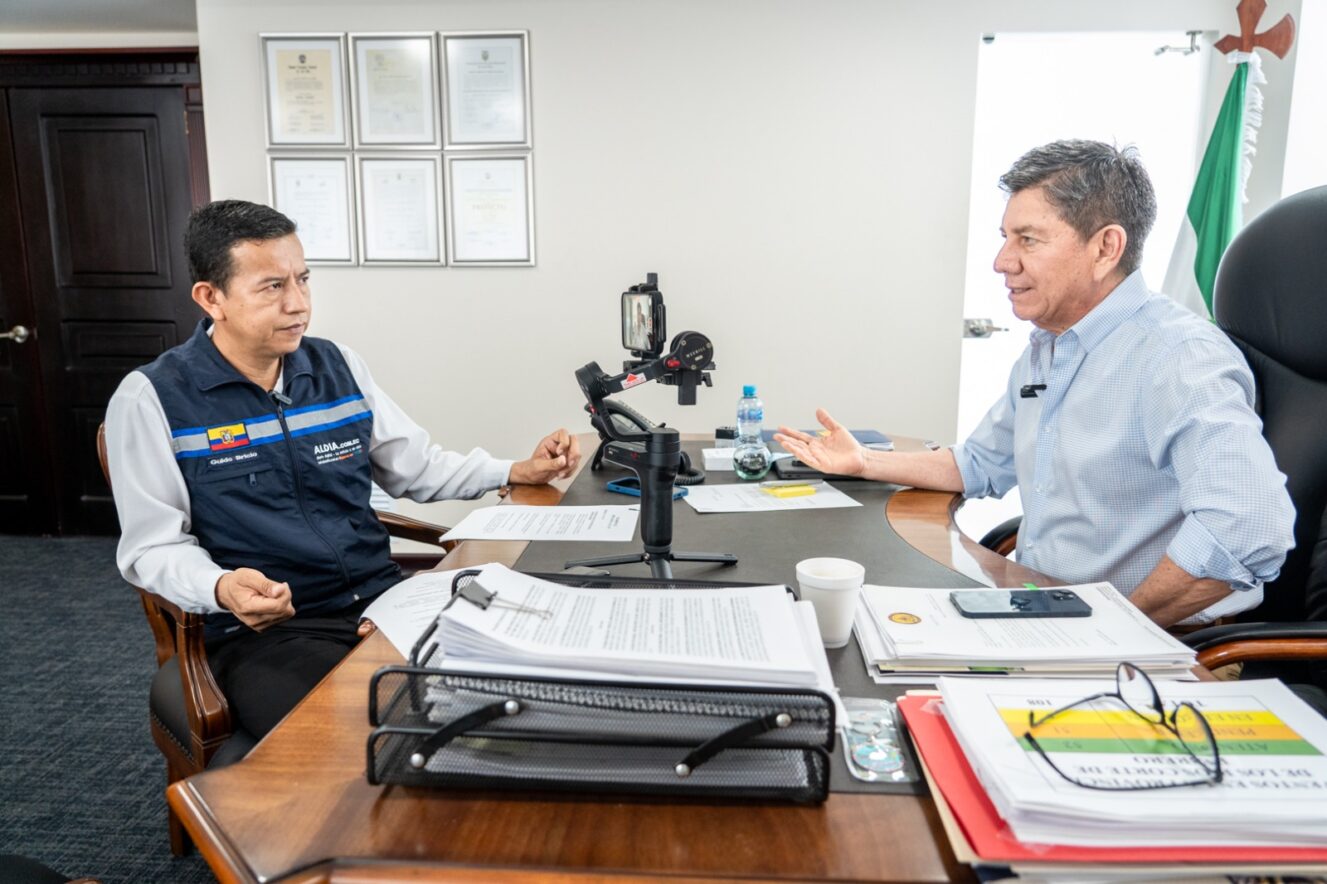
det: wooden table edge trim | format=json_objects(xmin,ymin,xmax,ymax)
[
  {"xmin": 885, "ymin": 487, "xmax": 1054, "ymax": 588},
  {"xmin": 281, "ymin": 859, "xmax": 841, "ymax": 883},
  {"xmin": 169, "ymin": 778, "xmax": 256, "ymax": 884}
]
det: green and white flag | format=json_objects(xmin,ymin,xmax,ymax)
[{"xmin": 1162, "ymin": 52, "xmax": 1266, "ymax": 318}]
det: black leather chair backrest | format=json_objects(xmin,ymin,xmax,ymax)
[{"xmin": 1213, "ymin": 185, "xmax": 1327, "ymax": 622}]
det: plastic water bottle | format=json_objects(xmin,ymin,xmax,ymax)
[{"xmin": 734, "ymin": 385, "xmax": 772, "ymax": 480}]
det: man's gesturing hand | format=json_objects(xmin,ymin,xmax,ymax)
[
  {"xmin": 508, "ymin": 428, "xmax": 582, "ymax": 485},
  {"xmin": 773, "ymin": 408, "xmax": 866, "ymax": 477},
  {"xmin": 215, "ymin": 568, "xmax": 296, "ymax": 632}
]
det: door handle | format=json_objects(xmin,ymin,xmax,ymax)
[
  {"xmin": 0, "ymin": 324, "xmax": 30, "ymax": 343},
  {"xmin": 963, "ymin": 318, "xmax": 1007, "ymax": 339}
]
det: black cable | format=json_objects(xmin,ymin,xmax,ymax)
[{"xmin": 673, "ymin": 451, "xmax": 705, "ymax": 486}]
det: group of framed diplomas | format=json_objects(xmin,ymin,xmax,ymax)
[{"xmin": 262, "ymin": 31, "xmax": 535, "ymax": 266}]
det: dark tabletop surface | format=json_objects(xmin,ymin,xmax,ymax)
[{"xmin": 514, "ymin": 439, "xmax": 985, "ymax": 795}]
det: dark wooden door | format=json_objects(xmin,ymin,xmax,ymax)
[
  {"xmin": 6, "ymin": 84, "xmax": 202, "ymax": 533},
  {"xmin": 0, "ymin": 91, "xmax": 56, "ymax": 533}
]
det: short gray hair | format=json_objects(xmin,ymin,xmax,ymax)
[{"xmin": 999, "ymin": 140, "xmax": 1157, "ymax": 276}]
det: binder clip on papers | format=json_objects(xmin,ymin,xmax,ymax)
[{"xmin": 455, "ymin": 580, "xmax": 553, "ymax": 619}]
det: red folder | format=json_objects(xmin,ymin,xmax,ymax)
[{"xmin": 897, "ymin": 694, "xmax": 1327, "ymax": 864}]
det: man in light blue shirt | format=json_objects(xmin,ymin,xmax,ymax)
[{"xmin": 777, "ymin": 140, "xmax": 1294, "ymax": 627}]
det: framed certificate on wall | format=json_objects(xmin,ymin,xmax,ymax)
[
  {"xmin": 268, "ymin": 155, "xmax": 356, "ymax": 264},
  {"xmin": 349, "ymin": 33, "xmax": 441, "ymax": 148},
  {"xmin": 445, "ymin": 154, "xmax": 534, "ymax": 265},
  {"xmin": 261, "ymin": 34, "xmax": 350, "ymax": 146},
  {"xmin": 441, "ymin": 31, "xmax": 532, "ymax": 149},
  {"xmin": 356, "ymin": 155, "xmax": 444, "ymax": 265}
]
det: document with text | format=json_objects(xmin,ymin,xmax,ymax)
[
  {"xmin": 435, "ymin": 563, "xmax": 819, "ymax": 686},
  {"xmin": 439, "ymin": 505, "xmax": 638, "ymax": 542},
  {"xmin": 939, "ymin": 676, "xmax": 1327, "ymax": 847},
  {"xmin": 683, "ymin": 482, "xmax": 862, "ymax": 513},
  {"xmin": 864, "ymin": 583, "xmax": 1194, "ymax": 664},
  {"xmin": 361, "ymin": 568, "xmax": 464, "ymax": 659},
  {"xmin": 855, "ymin": 583, "xmax": 1197, "ymax": 682}
]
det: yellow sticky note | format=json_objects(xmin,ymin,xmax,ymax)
[{"xmin": 762, "ymin": 484, "xmax": 816, "ymax": 498}]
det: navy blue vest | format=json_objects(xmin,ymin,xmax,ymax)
[{"xmin": 140, "ymin": 320, "xmax": 400, "ymax": 637}]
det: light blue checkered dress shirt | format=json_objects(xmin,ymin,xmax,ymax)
[{"xmin": 952, "ymin": 271, "xmax": 1295, "ymax": 623}]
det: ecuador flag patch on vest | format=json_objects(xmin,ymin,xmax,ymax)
[{"xmin": 207, "ymin": 422, "xmax": 250, "ymax": 451}]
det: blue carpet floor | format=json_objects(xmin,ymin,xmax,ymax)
[{"xmin": 0, "ymin": 536, "xmax": 214, "ymax": 883}]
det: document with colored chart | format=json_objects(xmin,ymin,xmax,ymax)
[{"xmin": 936, "ymin": 676, "xmax": 1327, "ymax": 847}]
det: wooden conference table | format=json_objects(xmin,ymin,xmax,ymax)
[{"xmin": 169, "ymin": 434, "xmax": 1056, "ymax": 884}]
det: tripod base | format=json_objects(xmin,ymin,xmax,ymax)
[{"xmin": 564, "ymin": 550, "xmax": 739, "ymax": 580}]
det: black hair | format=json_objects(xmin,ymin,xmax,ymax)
[{"xmin": 185, "ymin": 200, "xmax": 297, "ymax": 290}]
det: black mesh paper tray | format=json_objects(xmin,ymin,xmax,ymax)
[{"xmin": 367, "ymin": 667, "xmax": 835, "ymax": 803}]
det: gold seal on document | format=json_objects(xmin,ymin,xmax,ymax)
[{"xmin": 888, "ymin": 612, "xmax": 921, "ymax": 625}]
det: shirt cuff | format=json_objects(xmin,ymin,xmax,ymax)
[
  {"xmin": 490, "ymin": 459, "xmax": 515, "ymax": 489},
  {"xmin": 949, "ymin": 443, "xmax": 991, "ymax": 499},
  {"xmin": 189, "ymin": 565, "xmax": 232, "ymax": 615},
  {"xmin": 1165, "ymin": 515, "xmax": 1261, "ymax": 592},
  {"xmin": 1173, "ymin": 583, "xmax": 1265, "ymax": 626}
]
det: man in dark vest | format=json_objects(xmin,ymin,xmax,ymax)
[{"xmin": 106, "ymin": 200, "xmax": 581, "ymax": 738}]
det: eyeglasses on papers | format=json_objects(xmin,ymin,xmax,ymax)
[{"xmin": 1022, "ymin": 661, "xmax": 1223, "ymax": 791}]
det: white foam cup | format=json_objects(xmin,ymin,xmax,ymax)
[{"xmin": 794, "ymin": 557, "xmax": 866, "ymax": 648}]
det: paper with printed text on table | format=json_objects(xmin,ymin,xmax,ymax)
[
  {"xmin": 435, "ymin": 563, "xmax": 821, "ymax": 686},
  {"xmin": 361, "ymin": 568, "xmax": 464, "ymax": 659},
  {"xmin": 439, "ymin": 504, "xmax": 638, "ymax": 542},
  {"xmin": 683, "ymin": 482, "xmax": 861, "ymax": 513}
]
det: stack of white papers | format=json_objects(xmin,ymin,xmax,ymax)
[
  {"xmin": 854, "ymin": 583, "xmax": 1198, "ymax": 683},
  {"xmin": 433, "ymin": 564, "xmax": 824, "ymax": 687},
  {"xmin": 364, "ymin": 564, "xmax": 843, "ymax": 718},
  {"xmin": 937, "ymin": 675, "xmax": 1327, "ymax": 848}
]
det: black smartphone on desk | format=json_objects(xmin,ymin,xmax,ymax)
[
  {"xmin": 772, "ymin": 459, "xmax": 864, "ymax": 482},
  {"xmin": 606, "ymin": 476, "xmax": 687, "ymax": 500},
  {"xmin": 949, "ymin": 588, "xmax": 1092, "ymax": 619}
]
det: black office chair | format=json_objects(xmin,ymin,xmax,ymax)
[
  {"xmin": 1180, "ymin": 185, "xmax": 1327, "ymax": 687},
  {"xmin": 0, "ymin": 855, "xmax": 99, "ymax": 884},
  {"xmin": 978, "ymin": 516, "xmax": 1022, "ymax": 557}
]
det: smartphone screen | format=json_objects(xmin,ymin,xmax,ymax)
[
  {"xmin": 948, "ymin": 589, "xmax": 1092, "ymax": 618},
  {"xmin": 622, "ymin": 292, "xmax": 654, "ymax": 352}
]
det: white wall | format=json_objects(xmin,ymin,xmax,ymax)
[
  {"xmin": 1283, "ymin": 0, "xmax": 1327, "ymax": 196},
  {"xmin": 1, "ymin": 0, "xmax": 195, "ymax": 33},
  {"xmin": 194, "ymin": 0, "xmax": 1301, "ymax": 525}
]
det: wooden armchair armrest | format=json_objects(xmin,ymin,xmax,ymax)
[
  {"xmin": 135, "ymin": 586, "xmax": 234, "ymax": 766},
  {"xmin": 136, "ymin": 585, "xmax": 185, "ymax": 668},
  {"xmin": 1182, "ymin": 622, "xmax": 1327, "ymax": 670},
  {"xmin": 131, "ymin": 512, "xmax": 453, "ymax": 765},
  {"xmin": 376, "ymin": 509, "xmax": 458, "ymax": 552}
]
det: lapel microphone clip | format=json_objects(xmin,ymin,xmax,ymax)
[{"xmin": 1020, "ymin": 384, "xmax": 1047, "ymax": 399}]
